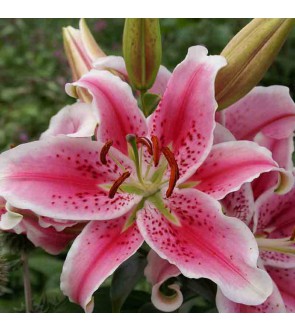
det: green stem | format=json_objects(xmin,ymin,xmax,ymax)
[
  {"xmin": 21, "ymin": 250, "xmax": 32, "ymax": 313},
  {"xmin": 140, "ymin": 90, "xmax": 148, "ymax": 117}
]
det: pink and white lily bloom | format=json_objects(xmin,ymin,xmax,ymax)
[{"xmin": 0, "ymin": 46, "xmax": 285, "ymax": 311}]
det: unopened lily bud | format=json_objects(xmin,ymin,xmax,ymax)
[
  {"xmin": 123, "ymin": 18, "xmax": 162, "ymax": 91},
  {"xmin": 63, "ymin": 19, "xmax": 106, "ymax": 102},
  {"xmin": 215, "ymin": 18, "xmax": 294, "ymax": 110}
]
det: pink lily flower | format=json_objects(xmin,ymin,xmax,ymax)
[
  {"xmin": 213, "ymin": 87, "xmax": 295, "ymax": 312},
  {"xmin": 0, "ymin": 46, "xmax": 284, "ymax": 312},
  {"xmin": 223, "ymin": 86, "xmax": 295, "ymax": 199}
]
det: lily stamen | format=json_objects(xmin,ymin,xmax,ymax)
[
  {"xmin": 136, "ymin": 137, "xmax": 153, "ymax": 155},
  {"xmin": 151, "ymin": 135, "xmax": 160, "ymax": 167},
  {"xmin": 100, "ymin": 140, "xmax": 113, "ymax": 164},
  {"xmin": 108, "ymin": 171, "xmax": 131, "ymax": 198},
  {"xmin": 162, "ymin": 146, "xmax": 179, "ymax": 198}
]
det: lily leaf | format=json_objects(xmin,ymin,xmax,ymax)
[{"xmin": 110, "ymin": 252, "xmax": 147, "ymax": 312}]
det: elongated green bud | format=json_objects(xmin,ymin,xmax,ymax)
[
  {"xmin": 123, "ymin": 18, "xmax": 162, "ymax": 91},
  {"xmin": 215, "ymin": 18, "xmax": 295, "ymax": 110}
]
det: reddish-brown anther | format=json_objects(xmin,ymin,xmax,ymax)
[
  {"xmin": 136, "ymin": 137, "xmax": 153, "ymax": 155},
  {"xmin": 151, "ymin": 135, "xmax": 160, "ymax": 167},
  {"xmin": 108, "ymin": 171, "xmax": 131, "ymax": 198},
  {"xmin": 162, "ymin": 146, "xmax": 179, "ymax": 198},
  {"xmin": 100, "ymin": 140, "xmax": 113, "ymax": 165}
]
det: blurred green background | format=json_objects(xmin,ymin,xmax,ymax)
[
  {"xmin": 0, "ymin": 18, "xmax": 294, "ymax": 313},
  {"xmin": 0, "ymin": 18, "xmax": 295, "ymax": 152}
]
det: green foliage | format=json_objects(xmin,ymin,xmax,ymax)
[{"xmin": 111, "ymin": 251, "xmax": 147, "ymax": 312}]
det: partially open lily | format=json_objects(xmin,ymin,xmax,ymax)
[
  {"xmin": 0, "ymin": 46, "xmax": 284, "ymax": 311},
  {"xmin": 63, "ymin": 18, "xmax": 105, "ymax": 82},
  {"xmin": 63, "ymin": 19, "xmax": 106, "ymax": 103}
]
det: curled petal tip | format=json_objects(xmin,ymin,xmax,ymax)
[{"xmin": 151, "ymin": 283, "xmax": 183, "ymax": 312}]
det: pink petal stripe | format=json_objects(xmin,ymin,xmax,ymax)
[
  {"xmin": 137, "ymin": 188, "xmax": 273, "ymax": 305},
  {"xmin": 0, "ymin": 136, "xmax": 139, "ymax": 220},
  {"xmin": 61, "ymin": 216, "xmax": 144, "ymax": 312},
  {"xmin": 145, "ymin": 250, "xmax": 182, "ymax": 312},
  {"xmin": 191, "ymin": 141, "xmax": 279, "ymax": 200},
  {"xmin": 68, "ymin": 69, "xmax": 147, "ymax": 154},
  {"xmin": 40, "ymin": 102, "xmax": 97, "ymax": 139},
  {"xmin": 224, "ymin": 86, "xmax": 295, "ymax": 140},
  {"xmin": 148, "ymin": 46, "xmax": 226, "ymax": 182}
]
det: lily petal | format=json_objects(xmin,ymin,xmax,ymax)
[
  {"xmin": 221, "ymin": 184, "xmax": 255, "ymax": 225},
  {"xmin": 216, "ymin": 280, "xmax": 286, "ymax": 313},
  {"xmin": 254, "ymin": 181, "xmax": 295, "ymax": 237},
  {"xmin": 67, "ymin": 69, "xmax": 147, "ymax": 154},
  {"xmin": 251, "ymin": 133, "xmax": 295, "ymax": 199},
  {"xmin": 93, "ymin": 55, "xmax": 171, "ymax": 96},
  {"xmin": 137, "ymin": 188, "xmax": 273, "ymax": 305},
  {"xmin": 260, "ymin": 249, "xmax": 295, "ymax": 269},
  {"xmin": 145, "ymin": 250, "xmax": 182, "ymax": 312},
  {"xmin": 149, "ymin": 65, "xmax": 172, "ymax": 96},
  {"xmin": 40, "ymin": 102, "xmax": 97, "ymax": 139},
  {"xmin": 13, "ymin": 215, "xmax": 79, "ymax": 255},
  {"xmin": 0, "ymin": 136, "xmax": 139, "ymax": 220},
  {"xmin": 254, "ymin": 182, "xmax": 295, "ymax": 268},
  {"xmin": 60, "ymin": 215, "xmax": 144, "ymax": 312},
  {"xmin": 0, "ymin": 202, "xmax": 23, "ymax": 230},
  {"xmin": 255, "ymin": 133, "xmax": 294, "ymax": 171},
  {"xmin": 224, "ymin": 86, "xmax": 295, "ymax": 140},
  {"xmin": 39, "ymin": 216, "xmax": 80, "ymax": 232},
  {"xmin": 267, "ymin": 266, "xmax": 295, "ymax": 312},
  {"xmin": 213, "ymin": 123, "xmax": 235, "ymax": 144},
  {"xmin": 190, "ymin": 141, "xmax": 279, "ymax": 200},
  {"xmin": 148, "ymin": 46, "xmax": 226, "ymax": 182}
]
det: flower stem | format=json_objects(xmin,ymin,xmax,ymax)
[
  {"xmin": 21, "ymin": 250, "xmax": 32, "ymax": 313},
  {"xmin": 140, "ymin": 90, "xmax": 148, "ymax": 117}
]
